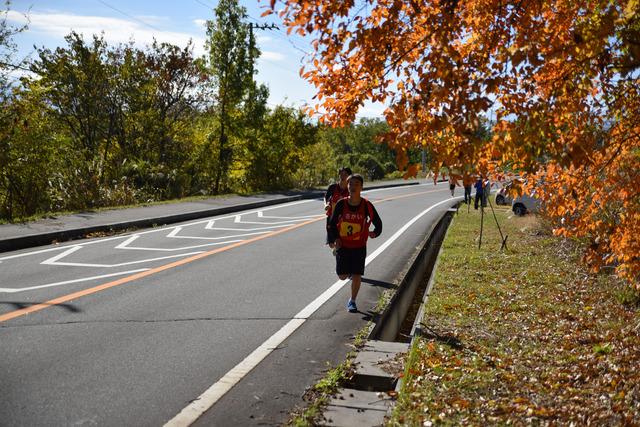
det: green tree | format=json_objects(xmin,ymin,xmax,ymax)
[
  {"xmin": 0, "ymin": 1, "xmax": 27, "ymax": 100},
  {"xmin": 319, "ymin": 118, "xmax": 398, "ymax": 180},
  {"xmin": 0, "ymin": 88, "xmax": 63, "ymax": 220},
  {"xmin": 29, "ymin": 32, "xmax": 117, "ymax": 204},
  {"xmin": 119, "ymin": 40, "xmax": 207, "ymax": 199},
  {"xmin": 28, "ymin": 33, "xmax": 207, "ymax": 206},
  {"xmin": 292, "ymin": 137, "xmax": 336, "ymax": 188},
  {"xmin": 0, "ymin": 1, "xmax": 41, "ymax": 220},
  {"xmin": 205, "ymin": 0, "xmax": 263, "ymax": 193},
  {"xmin": 145, "ymin": 41, "xmax": 206, "ymax": 166},
  {"xmin": 241, "ymin": 105, "xmax": 317, "ymax": 190}
]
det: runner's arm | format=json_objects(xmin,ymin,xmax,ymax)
[
  {"xmin": 324, "ymin": 184, "xmax": 335, "ymax": 204},
  {"xmin": 327, "ymin": 200, "xmax": 344, "ymax": 244},
  {"xmin": 369, "ymin": 203, "xmax": 382, "ymax": 238}
]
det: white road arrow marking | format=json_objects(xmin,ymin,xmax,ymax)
[
  {"xmin": 166, "ymin": 226, "xmax": 270, "ymax": 240},
  {"xmin": 0, "ymin": 199, "xmax": 320, "ymax": 261},
  {"xmin": 40, "ymin": 246, "xmax": 83, "ymax": 264},
  {"xmin": 233, "ymin": 214, "xmax": 302, "ymax": 225},
  {"xmin": 205, "ymin": 219, "xmax": 293, "ymax": 232},
  {"xmin": 41, "ymin": 247, "xmax": 207, "ymax": 268},
  {"xmin": 114, "ymin": 235, "xmax": 244, "ymax": 252},
  {"xmin": 257, "ymin": 211, "xmax": 322, "ymax": 220},
  {"xmin": 0, "ymin": 268, "xmax": 150, "ymax": 293}
]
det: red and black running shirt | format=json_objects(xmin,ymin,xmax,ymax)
[
  {"xmin": 324, "ymin": 183, "xmax": 350, "ymax": 217},
  {"xmin": 328, "ymin": 198, "xmax": 382, "ymax": 248}
]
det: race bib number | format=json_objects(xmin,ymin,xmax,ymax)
[{"xmin": 340, "ymin": 221, "xmax": 362, "ymax": 239}]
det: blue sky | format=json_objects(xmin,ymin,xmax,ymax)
[{"xmin": 7, "ymin": 0, "xmax": 385, "ymax": 118}]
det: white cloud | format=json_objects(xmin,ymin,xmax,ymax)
[
  {"xmin": 356, "ymin": 102, "xmax": 386, "ymax": 119},
  {"xmin": 5, "ymin": 10, "xmax": 29, "ymax": 26},
  {"xmin": 5, "ymin": 67, "xmax": 36, "ymax": 83},
  {"xmin": 137, "ymin": 15, "xmax": 170, "ymax": 25},
  {"xmin": 5, "ymin": 8, "xmax": 327, "ymax": 110},
  {"xmin": 7, "ymin": 10, "xmax": 207, "ymax": 56},
  {"xmin": 260, "ymin": 51, "xmax": 286, "ymax": 62},
  {"xmin": 193, "ymin": 19, "xmax": 207, "ymax": 28}
]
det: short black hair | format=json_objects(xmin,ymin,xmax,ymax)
[
  {"xmin": 347, "ymin": 173, "xmax": 364, "ymax": 185},
  {"xmin": 339, "ymin": 167, "xmax": 352, "ymax": 175}
]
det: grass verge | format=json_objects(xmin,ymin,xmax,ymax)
[{"xmin": 389, "ymin": 205, "xmax": 639, "ymax": 425}]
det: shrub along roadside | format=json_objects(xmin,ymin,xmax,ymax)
[{"xmin": 389, "ymin": 207, "xmax": 639, "ymax": 425}]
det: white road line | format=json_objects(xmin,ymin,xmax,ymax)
[
  {"xmin": 0, "ymin": 245, "xmax": 72, "ymax": 262},
  {"xmin": 164, "ymin": 196, "xmax": 457, "ymax": 427},
  {"xmin": 166, "ymin": 226, "xmax": 271, "ymax": 241},
  {"xmin": 40, "ymin": 246, "xmax": 83, "ymax": 264},
  {"xmin": 41, "ymin": 250, "xmax": 207, "ymax": 268},
  {"xmin": 231, "ymin": 219, "xmax": 305, "ymax": 226},
  {"xmin": 205, "ymin": 219, "xmax": 293, "ymax": 231},
  {"xmin": 114, "ymin": 235, "xmax": 140, "ymax": 249},
  {"xmin": 257, "ymin": 211, "xmax": 322, "ymax": 220},
  {"xmin": 166, "ymin": 227, "xmax": 181, "ymax": 238},
  {"xmin": 0, "ymin": 269, "xmax": 150, "ymax": 293},
  {"xmin": 113, "ymin": 235, "xmax": 245, "ymax": 252},
  {"xmin": 167, "ymin": 234, "xmax": 268, "ymax": 241},
  {"xmin": 115, "ymin": 243, "xmax": 242, "ymax": 253},
  {"xmin": 233, "ymin": 215, "xmax": 302, "ymax": 225}
]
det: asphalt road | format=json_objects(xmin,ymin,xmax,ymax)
[{"xmin": 0, "ymin": 182, "xmax": 457, "ymax": 426}]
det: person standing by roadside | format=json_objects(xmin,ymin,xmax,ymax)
[
  {"xmin": 328, "ymin": 174, "xmax": 382, "ymax": 313},
  {"xmin": 474, "ymin": 176, "xmax": 484, "ymax": 210},
  {"xmin": 448, "ymin": 175, "xmax": 457, "ymax": 197},
  {"xmin": 324, "ymin": 167, "xmax": 351, "ymax": 248},
  {"xmin": 463, "ymin": 175, "xmax": 473, "ymax": 205},
  {"xmin": 482, "ymin": 177, "xmax": 491, "ymax": 207}
]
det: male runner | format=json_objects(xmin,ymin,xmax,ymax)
[
  {"xmin": 324, "ymin": 167, "xmax": 351, "ymax": 248},
  {"xmin": 327, "ymin": 174, "xmax": 382, "ymax": 312}
]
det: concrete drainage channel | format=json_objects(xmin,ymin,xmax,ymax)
[{"xmin": 321, "ymin": 205, "xmax": 458, "ymax": 426}]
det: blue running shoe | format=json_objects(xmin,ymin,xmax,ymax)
[{"xmin": 347, "ymin": 299, "xmax": 357, "ymax": 313}]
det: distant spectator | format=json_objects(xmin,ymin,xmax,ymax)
[
  {"xmin": 474, "ymin": 177, "xmax": 485, "ymax": 210},
  {"xmin": 463, "ymin": 175, "xmax": 473, "ymax": 204},
  {"xmin": 448, "ymin": 175, "xmax": 457, "ymax": 197},
  {"xmin": 482, "ymin": 178, "xmax": 491, "ymax": 207}
]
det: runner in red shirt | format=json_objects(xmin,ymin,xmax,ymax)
[
  {"xmin": 324, "ymin": 167, "xmax": 351, "ymax": 246},
  {"xmin": 328, "ymin": 174, "xmax": 382, "ymax": 313}
]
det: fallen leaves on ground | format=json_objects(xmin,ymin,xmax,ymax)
[{"xmin": 390, "ymin": 208, "xmax": 640, "ymax": 426}]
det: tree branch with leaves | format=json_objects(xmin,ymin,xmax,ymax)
[{"xmin": 268, "ymin": 0, "xmax": 640, "ymax": 285}]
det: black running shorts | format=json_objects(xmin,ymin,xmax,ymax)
[{"xmin": 336, "ymin": 246, "xmax": 366, "ymax": 275}]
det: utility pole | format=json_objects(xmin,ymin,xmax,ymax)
[
  {"xmin": 248, "ymin": 23, "xmax": 279, "ymax": 31},
  {"xmin": 248, "ymin": 23, "xmax": 279, "ymax": 39}
]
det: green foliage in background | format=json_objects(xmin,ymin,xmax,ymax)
[{"xmin": 0, "ymin": 1, "xmax": 412, "ymax": 222}]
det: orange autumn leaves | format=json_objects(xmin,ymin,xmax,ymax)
[{"xmin": 269, "ymin": 0, "xmax": 640, "ymax": 286}]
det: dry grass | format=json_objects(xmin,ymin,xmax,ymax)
[{"xmin": 389, "ymin": 206, "xmax": 640, "ymax": 426}]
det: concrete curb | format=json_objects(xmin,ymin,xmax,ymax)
[
  {"xmin": 0, "ymin": 181, "xmax": 420, "ymax": 253},
  {"xmin": 369, "ymin": 205, "xmax": 457, "ymax": 341}
]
